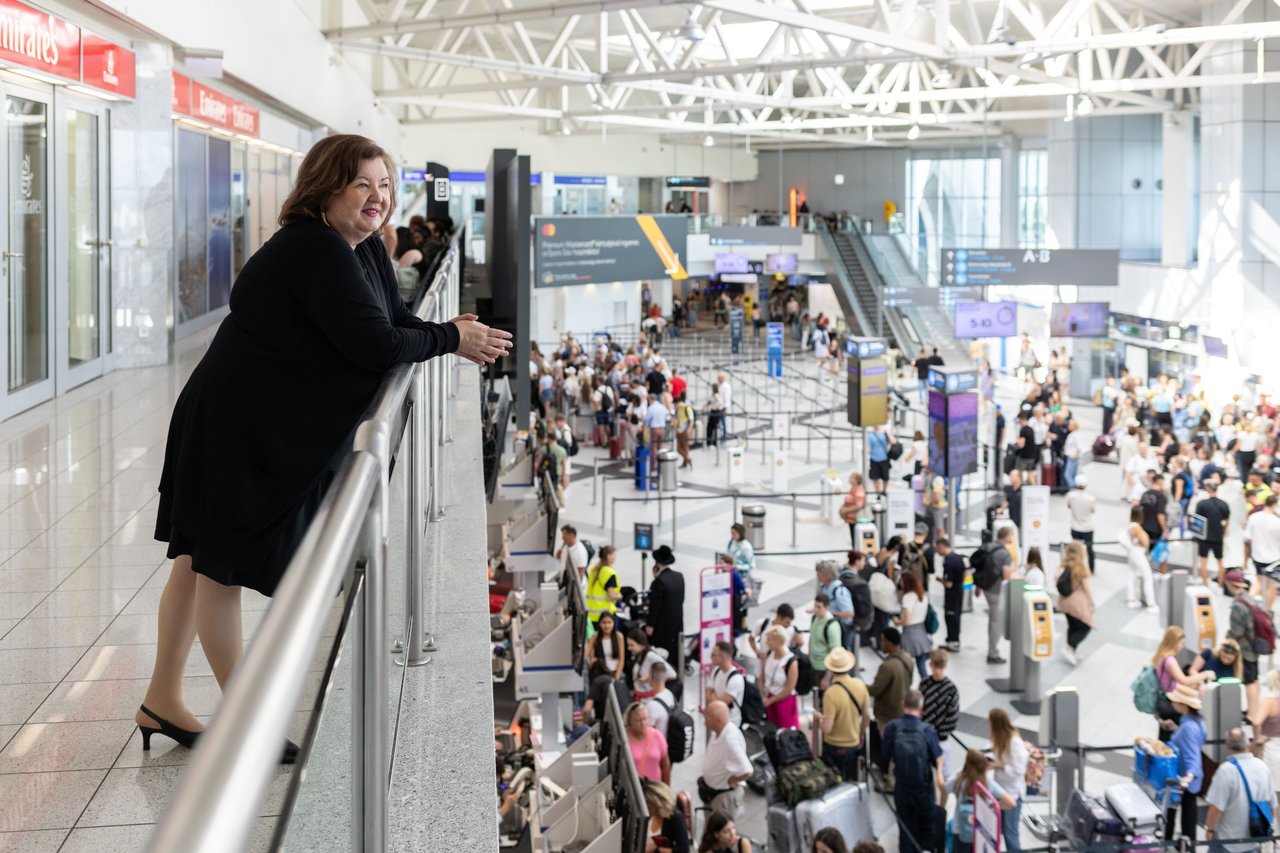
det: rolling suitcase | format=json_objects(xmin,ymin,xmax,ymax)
[
  {"xmin": 768, "ymin": 802, "xmax": 801, "ymax": 853},
  {"xmin": 1105, "ymin": 782, "xmax": 1163, "ymax": 835},
  {"xmin": 795, "ymin": 782, "xmax": 874, "ymax": 851},
  {"xmin": 1042, "ymin": 460, "xmax": 1059, "ymax": 488},
  {"xmin": 609, "ymin": 434, "xmax": 624, "ymax": 459},
  {"xmin": 1065, "ymin": 789, "xmax": 1126, "ymax": 847}
]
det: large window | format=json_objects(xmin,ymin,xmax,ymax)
[
  {"xmin": 904, "ymin": 156, "xmax": 1001, "ymax": 286},
  {"xmin": 1018, "ymin": 149, "xmax": 1048, "ymax": 248}
]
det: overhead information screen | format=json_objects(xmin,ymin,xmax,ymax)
[
  {"xmin": 941, "ymin": 248, "xmax": 1119, "ymax": 287},
  {"xmin": 954, "ymin": 301, "xmax": 1018, "ymax": 339},
  {"xmin": 535, "ymin": 215, "xmax": 689, "ymax": 286}
]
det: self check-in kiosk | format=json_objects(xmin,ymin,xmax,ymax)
[
  {"xmin": 987, "ymin": 580, "xmax": 1054, "ymax": 713},
  {"xmin": 1183, "ymin": 584, "xmax": 1216, "ymax": 651},
  {"xmin": 854, "ymin": 516, "xmax": 880, "ymax": 556}
]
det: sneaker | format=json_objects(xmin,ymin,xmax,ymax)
[
  {"xmin": 1126, "ymin": 600, "xmax": 1143, "ymax": 610},
  {"xmin": 945, "ymin": 642, "xmax": 961, "ymax": 652},
  {"xmin": 1062, "ymin": 647, "xmax": 1077, "ymax": 666},
  {"xmin": 987, "ymin": 655, "xmax": 1007, "ymax": 664},
  {"xmin": 1146, "ymin": 605, "xmax": 1160, "ymax": 614}
]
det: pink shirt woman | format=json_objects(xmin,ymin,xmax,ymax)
[{"xmin": 625, "ymin": 703, "xmax": 671, "ymax": 784}]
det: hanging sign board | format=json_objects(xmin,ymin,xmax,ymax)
[
  {"xmin": 941, "ymin": 247, "xmax": 1119, "ymax": 287},
  {"xmin": 0, "ymin": 0, "xmax": 80, "ymax": 82},
  {"xmin": 699, "ymin": 567, "xmax": 734, "ymax": 670},
  {"xmin": 534, "ymin": 214, "xmax": 688, "ymax": 286}
]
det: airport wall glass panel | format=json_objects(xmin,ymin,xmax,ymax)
[
  {"xmin": 1018, "ymin": 149, "xmax": 1048, "ymax": 249},
  {"xmin": 177, "ymin": 129, "xmax": 296, "ymax": 330},
  {"xmin": 904, "ymin": 155, "xmax": 1001, "ymax": 286}
]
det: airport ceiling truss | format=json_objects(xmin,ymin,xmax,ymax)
[{"xmin": 328, "ymin": 0, "xmax": 1280, "ymax": 145}]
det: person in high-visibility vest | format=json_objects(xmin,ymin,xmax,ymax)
[{"xmin": 586, "ymin": 545, "xmax": 622, "ymax": 623}]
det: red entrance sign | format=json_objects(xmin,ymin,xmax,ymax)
[
  {"xmin": 81, "ymin": 34, "xmax": 135, "ymax": 98},
  {"xmin": 172, "ymin": 73, "xmax": 259, "ymax": 138},
  {"xmin": 0, "ymin": 0, "xmax": 81, "ymax": 81},
  {"xmin": 172, "ymin": 70, "xmax": 191, "ymax": 114}
]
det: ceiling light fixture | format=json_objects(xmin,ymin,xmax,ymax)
[
  {"xmin": 1077, "ymin": 94, "xmax": 1094, "ymax": 116},
  {"xmin": 678, "ymin": 12, "xmax": 705, "ymax": 42},
  {"xmin": 703, "ymin": 134, "xmax": 714, "ymax": 147},
  {"xmin": 907, "ymin": 124, "xmax": 921, "ymax": 140}
]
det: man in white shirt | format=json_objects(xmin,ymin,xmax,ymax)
[
  {"xmin": 1066, "ymin": 475, "xmax": 1097, "ymax": 573},
  {"xmin": 705, "ymin": 641, "xmax": 746, "ymax": 726},
  {"xmin": 715, "ymin": 372, "xmax": 732, "ymax": 436},
  {"xmin": 1126, "ymin": 442, "xmax": 1159, "ymax": 494},
  {"xmin": 556, "ymin": 525, "xmax": 589, "ymax": 587},
  {"xmin": 700, "ymin": 701, "xmax": 753, "ymax": 819},
  {"xmin": 645, "ymin": 662, "xmax": 677, "ymax": 741},
  {"xmin": 1245, "ymin": 495, "xmax": 1280, "ymax": 605},
  {"xmin": 645, "ymin": 397, "xmax": 672, "ymax": 453},
  {"xmin": 1205, "ymin": 727, "xmax": 1278, "ymax": 853}
]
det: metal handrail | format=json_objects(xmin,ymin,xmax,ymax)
[{"xmin": 148, "ymin": 228, "xmax": 465, "ymax": 853}]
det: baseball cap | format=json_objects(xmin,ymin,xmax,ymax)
[
  {"xmin": 914, "ymin": 522, "xmax": 929, "ymax": 536},
  {"xmin": 1225, "ymin": 569, "xmax": 1246, "ymax": 588},
  {"xmin": 1074, "ymin": 475, "xmax": 1088, "ymax": 488}
]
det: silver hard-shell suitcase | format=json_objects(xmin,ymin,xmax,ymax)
[
  {"xmin": 796, "ymin": 782, "xmax": 874, "ymax": 851},
  {"xmin": 769, "ymin": 801, "xmax": 801, "ymax": 853},
  {"xmin": 1105, "ymin": 782, "xmax": 1164, "ymax": 835}
]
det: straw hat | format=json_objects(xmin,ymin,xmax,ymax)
[
  {"xmin": 1166, "ymin": 683, "xmax": 1202, "ymax": 710},
  {"xmin": 824, "ymin": 647, "xmax": 857, "ymax": 674}
]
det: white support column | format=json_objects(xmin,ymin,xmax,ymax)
[{"xmin": 1160, "ymin": 111, "xmax": 1192, "ymax": 267}]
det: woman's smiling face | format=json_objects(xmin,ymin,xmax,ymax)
[{"xmin": 324, "ymin": 158, "xmax": 391, "ymax": 247}]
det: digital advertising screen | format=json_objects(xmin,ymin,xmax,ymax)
[
  {"xmin": 714, "ymin": 252, "xmax": 750, "ymax": 274},
  {"xmin": 765, "ymin": 253, "xmax": 799, "ymax": 274},
  {"xmin": 954, "ymin": 301, "xmax": 1018, "ymax": 339},
  {"xmin": 946, "ymin": 392, "xmax": 979, "ymax": 478},
  {"xmin": 1049, "ymin": 302, "xmax": 1110, "ymax": 337}
]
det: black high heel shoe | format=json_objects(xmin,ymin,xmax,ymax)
[
  {"xmin": 138, "ymin": 704, "xmax": 201, "ymax": 750},
  {"xmin": 282, "ymin": 740, "xmax": 300, "ymax": 765}
]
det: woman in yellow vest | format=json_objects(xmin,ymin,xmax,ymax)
[{"xmin": 586, "ymin": 545, "xmax": 622, "ymax": 624}]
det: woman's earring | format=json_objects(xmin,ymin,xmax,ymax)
[{"xmin": 321, "ymin": 211, "xmax": 330, "ymax": 226}]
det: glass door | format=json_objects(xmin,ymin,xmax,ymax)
[
  {"xmin": 0, "ymin": 86, "xmax": 54, "ymax": 417},
  {"xmin": 55, "ymin": 98, "xmax": 110, "ymax": 391}
]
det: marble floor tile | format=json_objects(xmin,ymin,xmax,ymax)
[
  {"xmin": 0, "ymin": 616, "xmax": 114, "ymax": 651},
  {"xmin": 0, "ymin": 725, "xmax": 18, "ymax": 752},
  {"xmin": 0, "ymin": 620, "xmax": 15, "ymax": 639},
  {"xmin": 57, "ymin": 824, "xmax": 151, "ymax": 853},
  {"xmin": 77, "ymin": 765, "xmax": 292, "ymax": 827},
  {"xmin": 0, "ymin": 770, "xmax": 107, "ymax": 832},
  {"xmin": 0, "ymin": 647, "xmax": 87, "ymax": 685},
  {"xmin": 23, "ymin": 589, "xmax": 137, "ymax": 620},
  {"xmin": 112, "ymin": 711, "xmax": 312, "ymax": 771},
  {"xmin": 117, "ymin": 588, "xmax": 163, "ymax": 616},
  {"xmin": 58, "ymin": 564, "xmax": 159, "ymax": 592},
  {"xmin": 0, "ymin": 720, "xmax": 136, "ymax": 773},
  {"xmin": 30, "ymin": 676, "xmax": 223, "ymax": 724},
  {"xmin": 0, "ymin": 829, "xmax": 65, "ymax": 852},
  {"xmin": 0, "ymin": 569, "xmax": 74, "ymax": 595},
  {"xmin": 64, "ymin": 645, "xmax": 211, "ymax": 683},
  {"xmin": 0, "ymin": 594, "xmax": 44, "ymax": 621},
  {"xmin": 0, "ymin": 684, "xmax": 56, "ymax": 726}
]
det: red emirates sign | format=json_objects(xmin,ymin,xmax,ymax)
[
  {"xmin": 172, "ymin": 73, "xmax": 259, "ymax": 138},
  {"xmin": 172, "ymin": 70, "xmax": 191, "ymax": 113},
  {"xmin": 81, "ymin": 34, "xmax": 134, "ymax": 98},
  {"xmin": 0, "ymin": 0, "xmax": 80, "ymax": 81}
]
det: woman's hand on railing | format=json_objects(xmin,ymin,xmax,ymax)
[{"xmin": 451, "ymin": 314, "xmax": 513, "ymax": 365}]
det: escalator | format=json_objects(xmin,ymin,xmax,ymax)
[{"xmin": 816, "ymin": 220, "xmax": 916, "ymax": 352}]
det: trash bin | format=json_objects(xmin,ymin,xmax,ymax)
[
  {"xmin": 659, "ymin": 450, "xmax": 679, "ymax": 492},
  {"xmin": 869, "ymin": 495, "xmax": 887, "ymax": 543},
  {"xmin": 742, "ymin": 505, "xmax": 766, "ymax": 550}
]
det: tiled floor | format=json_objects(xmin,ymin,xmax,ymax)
[{"xmin": 0, "ymin": 327, "xmax": 294, "ymax": 851}]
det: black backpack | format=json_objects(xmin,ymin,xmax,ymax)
[
  {"xmin": 970, "ymin": 544, "xmax": 1000, "ymax": 590},
  {"xmin": 656, "ymin": 698, "xmax": 695, "ymax": 763},
  {"xmin": 840, "ymin": 570, "xmax": 875, "ymax": 631},
  {"xmin": 888, "ymin": 440, "xmax": 905, "ymax": 460},
  {"xmin": 1056, "ymin": 570, "xmax": 1073, "ymax": 598},
  {"xmin": 731, "ymin": 670, "xmax": 767, "ymax": 726},
  {"xmin": 772, "ymin": 727, "xmax": 813, "ymax": 768},
  {"xmin": 891, "ymin": 723, "xmax": 933, "ymax": 789},
  {"xmin": 581, "ymin": 539, "xmax": 597, "ymax": 565},
  {"xmin": 900, "ymin": 542, "xmax": 929, "ymax": 579},
  {"xmin": 790, "ymin": 655, "xmax": 815, "ymax": 696}
]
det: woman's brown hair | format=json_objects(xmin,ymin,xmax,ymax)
[
  {"xmin": 278, "ymin": 134, "xmax": 398, "ymax": 227},
  {"xmin": 989, "ymin": 707, "xmax": 1017, "ymax": 763}
]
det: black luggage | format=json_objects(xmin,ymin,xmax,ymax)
[{"xmin": 1065, "ymin": 789, "xmax": 1125, "ymax": 847}]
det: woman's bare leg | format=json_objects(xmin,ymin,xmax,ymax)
[
  {"xmin": 138, "ymin": 557, "xmax": 203, "ymax": 732},
  {"xmin": 195, "ymin": 574, "xmax": 244, "ymax": 690}
]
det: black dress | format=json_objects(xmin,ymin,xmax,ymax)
[{"xmin": 155, "ymin": 218, "xmax": 459, "ymax": 595}]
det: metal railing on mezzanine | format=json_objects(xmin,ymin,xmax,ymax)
[{"xmin": 146, "ymin": 230, "xmax": 466, "ymax": 853}]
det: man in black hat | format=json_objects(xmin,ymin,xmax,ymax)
[{"xmin": 646, "ymin": 545, "xmax": 686, "ymax": 666}]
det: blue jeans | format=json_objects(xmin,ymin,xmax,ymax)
[
  {"xmin": 915, "ymin": 652, "xmax": 929, "ymax": 680},
  {"xmin": 822, "ymin": 742, "xmax": 862, "ymax": 782},
  {"xmin": 1063, "ymin": 457, "xmax": 1078, "ymax": 490},
  {"xmin": 1001, "ymin": 797, "xmax": 1023, "ymax": 853},
  {"xmin": 918, "ymin": 379, "xmax": 928, "ymax": 403}
]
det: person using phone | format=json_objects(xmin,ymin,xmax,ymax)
[{"xmin": 643, "ymin": 779, "xmax": 691, "ymax": 853}]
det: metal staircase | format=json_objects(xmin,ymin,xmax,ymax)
[
  {"xmin": 862, "ymin": 234, "xmax": 969, "ymax": 367},
  {"xmin": 816, "ymin": 220, "xmax": 917, "ymax": 353}
]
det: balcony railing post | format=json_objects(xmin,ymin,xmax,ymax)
[
  {"xmin": 430, "ymin": 356, "xmax": 447, "ymax": 522},
  {"xmin": 355, "ymin": 496, "xmax": 388, "ymax": 852},
  {"xmin": 399, "ymin": 366, "xmax": 431, "ymax": 666}
]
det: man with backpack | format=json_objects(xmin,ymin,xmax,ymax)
[
  {"xmin": 1205, "ymin": 727, "xmax": 1277, "ymax": 851},
  {"xmin": 815, "ymin": 560, "xmax": 856, "ymax": 649},
  {"xmin": 938, "ymin": 538, "xmax": 965, "ymax": 652},
  {"xmin": 808, "ymin": 594, "xmax": 845, "ymax": 699},
  {"xmin": 899, "ymin": 523, "xmax": 934, "ymax": 592},
  {"xmin": 813, "ymin": 647, "xmax": 870, "ymax": 782},
  {"xmin": 647, "ymin": 663, "xmax": 695, "ymax": 765},
  {"xmin": 973, "ymin": 526, "xmax": 1015, "ymax": 664},
  {"xmin": 1226, "ymin": 570, "xmax": 1272, "ymax": 714},
  {"xmin": 868, "ymin": 628, "xmax": 915, "ymax": 783},
  {"xmin": 840, "ymin": 551, "xmax": 875, "ymax": 650},
  {"xmin": 881, "ymin": 689, "xmax": 945, "ymax": 853}
]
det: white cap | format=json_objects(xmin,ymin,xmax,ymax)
[{"xmin": 1075, "ymin": 475, "xmax": 1088, "ymax": 488}]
